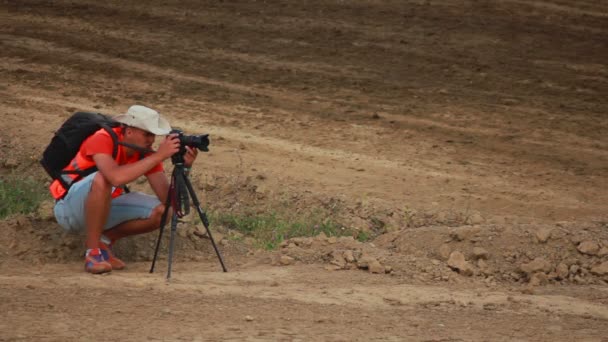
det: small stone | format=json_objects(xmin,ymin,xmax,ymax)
[
  {"xmin": 3, "ymin": 158, "xmax": 18, "ymax": 168},
  {"xmin": 369, "ymin": 260, "xmax": 385, "ymax": 274},
  {"xmin": 327, "ymin": 236, "xmax": 338, "ymax": 244},
  {"xmin": 556, "ymin": 263, "xmax": 569, "ymax": 279},
  {"xmin": 449, "ymin": 226, "xmax": 481, "ymax": 242},
  {"xmin": 343, "ymin": 250, "xmax": 356, "ymax": 263},
  {"xmin": 520, "ymin": 257, "xmax": 551, "ymax": 276},
  {"xmin": 597, "ymin": 247, "xmax": 608, "ymax": 257},
  {"xmin": 330, "ymin": 253, "xmax": 346, "ymax": 269},
  {"xmin": 468, "ymin": 213, "xmax": 484, "ymax": 225},
  {"xmin": 447, "ymin": 251, "xmax": 475, "ymax": 276},
  {"xmin": 36, "ymin": 200, "xmax": 56, "ymax": 221},
  {"xmin": 315, "ymin": 232, "xmax": 328, "ymax": 241},
  {"xmin": 279, "ymin": 256, "xmax": 294, "ymax": 266},
  {"xmin": 438, "ymin": 244, "xmax": 451, "ymax": 260},
  {"xmin": 529, "ymin": 272, "xmax": 548, "ymax": 286},
  {"xmin": 472, "ymin": 247, "xmax": 489, "ymax": 260},
  {"xmin": 356, "ymin": 255, "xmax": 377, "ymax": 269},
  {"xmin": 535, "ymin": 228, "xmax": 553, "ymax": 243},
  {"xmin": 245, "ymin": 315, "xmax": 254, "ymax": 321},
  {"xmin": 590, "ymin": 262, "xmax": 608, "ymax": 276},
  {"xmin": 569, "ymin": 264, "xmax": 580, "ymax": 275},
  {"xmin": 212, "ymin": 233, "xmax": 225, "ymax": 243},
  {"xmin": 578, "ymin": 241, "xmax": 600, "ymax": 256}
]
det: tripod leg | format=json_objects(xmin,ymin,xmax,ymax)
[
  {"xmin": 150, "ymin": 183, "xmax": 174, "ymax": 273},
  {"xmin": 166, "ymin": 212, "xmax": 179, "ymax": 280},
  {"xmin": 181, "ymin": 172, "xmax": 228, "ymax": 272}
]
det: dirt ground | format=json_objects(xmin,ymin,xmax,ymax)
[{"xmin": 1, "ymin": 0, "xmax": 607, "ymax": 341}]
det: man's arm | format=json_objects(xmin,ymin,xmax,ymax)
[
  {"xmin": 93, "ymin": 153, "xmax": 165, "ymax": 187},
  {"xmin": 147, "ymin": 171, "xmax": 170, "ymax": 204},
  {"xmin": 92, "ymin": 135, "xmax": 180, "ymax": 187}
]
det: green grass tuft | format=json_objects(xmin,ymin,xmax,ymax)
[
  {"xmin": 0, "ymin": 175, "xmax": 47, "ymax": 219},
  {"xmin": 211, "ymin": 211, "xmax": 348, "ymax": 250}
]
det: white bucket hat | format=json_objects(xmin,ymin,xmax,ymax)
[{"xmin": 113, "ymin": 105, "xmax": 171, "ymax": 135}]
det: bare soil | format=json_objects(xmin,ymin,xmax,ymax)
[{"xmin": 1, "ymin": 1, "xmax": 607, "ymax": 341}]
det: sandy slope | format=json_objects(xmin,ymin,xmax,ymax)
[{"xmin": 1, "ymin": 0, "xmax": 607, "ymax": 340}]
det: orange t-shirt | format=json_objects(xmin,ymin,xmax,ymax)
[{"xmin": 49, "ymin": 127, "xmax": 163, "ymax": 200}]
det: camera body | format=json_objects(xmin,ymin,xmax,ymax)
[
  {"xmin": 171, "ymin": 129, "xmax": 210, "ymax": 152},
  {"xmin": 170, "ymin": 129, "xmax": 209, "ymax": 164}
]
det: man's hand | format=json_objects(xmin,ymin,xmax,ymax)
[
  {"xmin": 157, "ymin": 134, "xmax": 180, "ymax": 160},
  {"xmin": 184, "ymin": 146, "xmax": 199, "ymax": 167}
]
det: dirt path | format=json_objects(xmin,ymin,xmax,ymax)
[{"xmin": 2, "ymin": 262, "xmax": 608, "ymax": 341}]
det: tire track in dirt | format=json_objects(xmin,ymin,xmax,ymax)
[
  {"xmin": 503, "ymin": 0, "xmax": 608, "ymax": 18},
  {"xmin": 2, "ymin": 267, "xmax": 608, "ymax": 321}
]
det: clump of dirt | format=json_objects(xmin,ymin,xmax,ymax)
[
  {"xmin": 272, "ymin": 220, "xmax": 608, "ymax": 287},
  {"xmin": 0, "ymin": 210, "xmax": 250, "ymax": 268}
]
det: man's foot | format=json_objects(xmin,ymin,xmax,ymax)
[
  {"xmin": 100, "ymin": 242, "xmax": 126, "ymax": 270},
  {"xmin": 85, "ymin": 248, "xmax": 112, "ymax": 274}
]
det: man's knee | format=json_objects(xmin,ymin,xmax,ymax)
[{"xmin": 150, "ymin": 204, "xmax": 166, "ymax": 227}]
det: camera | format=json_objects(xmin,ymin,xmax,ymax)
[{"xmin": 171, "ymin": 129, "xmax": 210, "ymax": 152}]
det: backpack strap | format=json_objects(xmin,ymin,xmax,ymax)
[{"xmin": 58, "ymin": 125, "xmax": 154, "ymax": 196}]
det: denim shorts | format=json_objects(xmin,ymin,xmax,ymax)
[{"xmin": 54, "ymin": 172, "xmax": 161, "ymax": 233}]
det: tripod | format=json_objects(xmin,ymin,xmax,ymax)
[{"xmin": 150, "ymin": 151, "xmax": 227, "ymax": 279}]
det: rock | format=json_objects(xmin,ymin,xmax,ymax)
[
  {"xmin": 577, "ymin": 241, "xmax": 600, "ymax": 256},
  {"xmin": 36, "ymin": 200, "xmax": 56, "ymax": 221},
  {"xmin": 520, "ymin": 257, "xmax": 551, "ymax": 276},
  {"xmin": 449, "ymin": 226, "xmax": 481, "ymax": 242},
  {"xmin": 597, "ymin": 247, "xmax": 608, "ymax": 257},
  {"xmin": 330, "ymin": 252, "xmax": 346, "ymax": 268},
  {"xmin": 447, "ymin": 251, "xmax": 475, "ymax": 276},
  {"xmin": 327, "ymin": 236, "xmax": 338, "ymax": 244},
  {"xmin": 556, "ymin": 263, "xmax": 569, "ymax": 280},
  {"xmin": 15, "ymin": 216, "xmax": 30, "ymax": 228},
  {"xmin": 369, "ymin": 260, "xmax": 385, "ymax": 274},
  {"xmin": 438, "ymin": 244, "xmax": 451, "ymax": 260},
  {"xmin": 472, "ymin": 247, "xmax": 489, "ymax": 260},
  {"xmin": 3, "ymin": 158, "xmax": 18, "ymax": 168},
  {"xmin": 356, "ymin": 255, "xmax": 377, "ymax": 269},
  {"xmin": 535, "ymin": 228, "xmax": 553, "ymax": 243},
  {"xmin": 315, "ymin": 232, "xmax": 328, "ymax": 241},
  {"xmin": 178, "ymin": 228, "xmax": 188, "ymax": 238},
  {"xmin": 343, "ymin": 250, "xmax": 356, "ymax": 263},
  {"xmin": 279, "ymin": 255, "xmax": 294, "ymax": 265},
  {"xmin": 590, "ymin": 262, "xmax": 608, "ymax": 276},
  {"xmin": 212, "ymin": 233, "xmax": 225, "ymax": 243},
  {"xmin": 245, "ymin": 315, "xmax": 254, "ymax": 321},
  {"xmin": 477, "ymin": 259, "xmax": 493, "ymax": 275},
  {"xmin": 569, "ymin": 264, "xmax": 580, "ymax": 275},
  {"xmin": 468, "ymin": 213, "xmax": 484, "ymax": 225},
  {"xmin": 529, "ymin": 272, "xmax": 548, "ymax": 286},
  {"xmin": 570, "ymin": 235, "xmax": 584, "ymax": 245}
]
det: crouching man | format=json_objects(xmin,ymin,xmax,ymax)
[{"xmin": 50, "ymin": 105, "xmax": 198, "ymax": 274}]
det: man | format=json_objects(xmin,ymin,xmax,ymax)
[{"xmin": 50, "ymin": 105, "xmax": 198, "ymax": 274}]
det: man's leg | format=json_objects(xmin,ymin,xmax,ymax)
[
  {"xmin": 54, "ymin": 172, "xmax": 113, "ymax": 274},
  {"xmin": 103, "ymin": 203, "xmax": 166, "ymax": 242},
  {"xmin": 85, "ymin": 172, "xmax": 113, "ymax": 249}
]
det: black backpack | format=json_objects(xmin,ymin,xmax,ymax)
[{"xmin": 41, "ymin": 112, "xmax": 125, "ymax": 192}]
